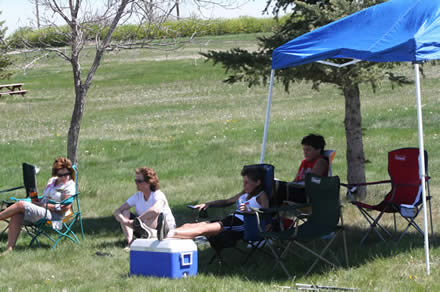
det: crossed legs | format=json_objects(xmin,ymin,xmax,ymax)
[{"xmin": 114, "ymin": 209, "xmax": 160, "ymax": 246}]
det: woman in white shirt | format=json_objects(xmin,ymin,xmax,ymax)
[
  {"xmin": 0, "ymin": 157, "xmax": 76, "ymax": 255},
  {"xmin": 113, "ymin": 167, "xmax": 175, "ymax": 249}
]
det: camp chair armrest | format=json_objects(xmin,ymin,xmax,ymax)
[
  {"xmin": 342, "ymin": 180, "xmax": 392, "ymax": 201},
  {"xmin": 341, "ymin": 180, "xmax": 392, "ymax": 189},
  {"xmin": 47, "ymin": 192, "xmax": 78, "ymax": 206},
  {"xmin": 252, "ymin": 203, "xmax": 310, "ymax": 215},
  {"xmin": 0, "ymin": 186, "xmax": 24, "ymax": 194}
]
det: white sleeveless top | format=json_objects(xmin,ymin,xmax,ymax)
[{"xmin": 234, "ymin": 191, "xmax": 264, "ymax": 221}]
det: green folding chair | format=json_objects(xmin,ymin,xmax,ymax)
[
  {"xmin": 16, "ymin": 165, "xmax": 84, "ymax": 249},
  {"xmin": 256, "ymin": 173, "xmax": 348, "ymax": 278}
]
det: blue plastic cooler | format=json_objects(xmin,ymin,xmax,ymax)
[{"xmin": 130, "ymin": 238, "xmax": 198, "ymax": 278}]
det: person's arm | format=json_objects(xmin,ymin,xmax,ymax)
[
  {"xmin": 138, "ymin": 198, "xmax": 165, "ymax": 222},
  {"xmin": 312, "ymin": 158, "xmax": 329, "ymax": 177},
  {"xmin": 194, "ymin": 190, "xmax": 245, "ymax": 211},
  {"xmin": 114, "ymin": 202, "xmax": 132, "ymax": 224}
]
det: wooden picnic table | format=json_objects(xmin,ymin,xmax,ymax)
[{"xmin": 0, "ymin": 83, "xmax": 28, "ymax": 96}]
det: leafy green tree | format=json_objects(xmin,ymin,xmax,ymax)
[
  {"xmin": 0, "ymin": 11, "xmax": 12, "ymax": 80},
  {"xmin": 203, "ymin": 0, "xmax": 410, "ymax": 198}
]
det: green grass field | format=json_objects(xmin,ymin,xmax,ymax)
[{"xmin": 0, "ymin": 33, "xmax": 439, "ymax": 291}]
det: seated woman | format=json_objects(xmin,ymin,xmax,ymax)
[
  {"xmin": 0, "ymin": 157, "xmax": 76, "ymax": 255},
  {"xmin": 113, "ymin": 167, "xmax": 175, "ymax": 249},
  {"xmin": 287, "ymin": 133, "xmax": 329, "ymax": 203},
  {"xmin": 156, "ymin": 166, "xmax": 269, "ymax": 241}
]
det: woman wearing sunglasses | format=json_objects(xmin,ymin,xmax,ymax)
[
  {"xmin": 0, "ymin": 157, "xmax": 76, "ymax": 255},
  {"xmin": 113, "ymin": 167, "xmax": 175, "ymax": 250}
]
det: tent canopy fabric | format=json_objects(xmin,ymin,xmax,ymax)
[{"xmin": 272, "ymin": 0, "xmax": 440, "ymax": 70}]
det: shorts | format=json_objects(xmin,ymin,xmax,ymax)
[
  {"xmin": 208, "ymin": 215, "xmax": 244, "ymax": 248},
  {"xmin": 23, "ymin": 201, "xmax": 63, "ymax": 223},
  {"xmin": 215, "ymin": 215, "xmax": 244, "ymax": 233}
]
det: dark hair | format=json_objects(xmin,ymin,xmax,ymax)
[
  {"xmin": 136, "ymin": 167, "xmax": 160, "ymax": 191},
  {"xmin": 241, "ymin": 165, "xmax": 265, "ymax": 195},
  {"xmin": 301, "ymin": 134, "xmax": 326, "ymax": 153},
  {"xmin": 51, "ymin": 157, "xmax": 74, "ymax": 178}
]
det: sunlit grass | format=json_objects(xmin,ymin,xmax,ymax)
[{"xmin": 0, "ymin": 33, "xmax": 439, "ymax": 290}]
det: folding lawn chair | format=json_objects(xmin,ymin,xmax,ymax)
[
  {"xmin": 0, "ymin": 163, "xmax": 40, "ymax": 234},
  {"xmin": 255, "ymin": 173, "xmax": 348, "ymax": 278},
  {"xmin": 11, "ymin": 165, "xmax": 84, "ymax": 249},
  {"xmin": 345, "ymin": 148, "xmax": 433, "ymax": 244},
  {"xmin": 202, "ymin": 164, "xmax": 275, "ymax": 266}
]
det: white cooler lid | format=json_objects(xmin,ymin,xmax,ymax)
[{"xmin": 130, "ymin": 238, "xmax": 197, "ymax": 253}]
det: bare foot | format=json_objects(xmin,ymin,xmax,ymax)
[{"xmin": 0, "ymin": 247, "xmax": 12, "ymax": 256}]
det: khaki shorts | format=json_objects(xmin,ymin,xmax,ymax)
[{"xmin": 23, "ymin": 201, "xmax": 63, "ymax": 223}]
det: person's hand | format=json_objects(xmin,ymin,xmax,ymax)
[
  {"xmin": 239, "ymin": 202, "xmax": 249, "ymax": 212},
  {"xmin": 194, "ymin": 203, "xmax": 208, "ymax": 211}
]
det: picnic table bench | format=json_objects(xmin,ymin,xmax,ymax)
[{"xmin": 0, "ymin": 83, "xmax": 28, "ymax": 96}]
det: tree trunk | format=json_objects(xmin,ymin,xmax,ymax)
[
  {"xmin": 67, "ymin": 87, "xmax": 87, "ymax": 165},
  {"xmin": 65, "ymin": 0, "xmax": 131, "ymax": 165},
  {"xmin": 343, "ymin": 83, "xmax": 366, "ymax": 199}
]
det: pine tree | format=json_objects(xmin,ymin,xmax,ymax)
[{"xmin": 203, "ymin": 0, "xmax": 411, "ymax": 198}]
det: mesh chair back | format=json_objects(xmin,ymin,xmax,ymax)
[
  {"xmin": 22, "ymin": 163, "xmax": 38, "ymax": 197},
  {"xmin": 385, "ymin": 148, "xmax": 428, "ymax": 206},
  {"xmin": 298, "ymin": 174, "xmax": 340, "ymax": 238}
]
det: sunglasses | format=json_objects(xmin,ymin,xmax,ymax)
[
  {"xmin": 57, "ymin": 172, "xmax": 70, "ymax": 177},
  {"xmin": 134, "ymin": 179, "xmax": 145, "ymax": 184}
]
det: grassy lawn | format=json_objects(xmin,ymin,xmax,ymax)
[{"xmin": 0, "ymin": 33, "xmax": 439, "ymax": 291}]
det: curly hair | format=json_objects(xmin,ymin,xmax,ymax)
[
  {"xmin": 136, "ymin": 167, "xmax": 160, "ymax": 191},
  {"xmin": 51, "ymin": 157, "xmax": 74, "ymax": 177}
]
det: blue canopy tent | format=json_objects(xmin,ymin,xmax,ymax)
[{"xmin": 260, "ymin": 0, "xmax": 440, "ymax": 274}]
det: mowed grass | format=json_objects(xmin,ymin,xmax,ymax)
[{"xmin": 0, "ymin": 33, "xmax": 439, "ymax": 291}]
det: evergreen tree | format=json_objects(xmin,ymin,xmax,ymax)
[
  {"xmin": 0, "ymin": 11, "xmax": 12, "ymax": 80},
  {"xmin": 203, "ymin": 0, "xmax": 411, "ymax": 197}
]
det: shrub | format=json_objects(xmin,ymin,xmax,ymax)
[{"xmin": 7, "ymin": 16, "xmax": 284, "ymax": 49}]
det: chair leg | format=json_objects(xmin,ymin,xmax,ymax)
[
  {"xmin": 359, "ymin": 209, "xmax": 391, "ymax": 244},
  {"xmin": 342, "ymin": 229, "xmax": 349, "ymax": 268},
  {"xmin": 266, "ymin": 241, "xmax": 292, "ymax": 278},
  {"xmin": 294, "ymin": 238, "xmax": 338, "ymax": 277},
  {"xmin": 428, "ymin": 199, "xmax": 435, "ymax": 244}
]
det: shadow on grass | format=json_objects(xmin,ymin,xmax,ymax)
[
  {"xmin": 194, "ymin": 224, "xmax": 438, "ymax": 281},
  {"xmin": 54, "ymin": 203, "xmax": 437, "ymax": 281}
]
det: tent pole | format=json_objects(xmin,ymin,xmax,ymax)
[
  {"xmin": 414, "ymin": 63, "xmax": 430, "ymax": 275},
  {"xmin": 260, "ymin": 69, "xmax": 275, "ymax": 163}
]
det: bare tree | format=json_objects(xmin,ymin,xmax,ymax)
[{"xmin": 26, "ymin": 0, "xmax": 250, "ymax": 164}]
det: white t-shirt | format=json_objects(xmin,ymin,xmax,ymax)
[{"xmin": 126, "ymin": 190, "xmax": 176, "ymax": 229}]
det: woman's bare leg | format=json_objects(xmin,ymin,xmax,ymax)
[
  {"xmin": 0, "ymin": 201, "xmax": 25, "ymax": 221},
  {"xmin": 168, "ymin": 222, "xmax": 223, "ymax": 239},
  {"xmin": 6, "ymin": 213, "xmax": 24, "ymax": 251},
  {"xmin": 0, "ymin": 202, "xmax": 26, "ymax": 255}
]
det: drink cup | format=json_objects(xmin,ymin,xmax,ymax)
[{"xmin": 30, "ymin": 188, "xmax": 39, "ymax": 203}]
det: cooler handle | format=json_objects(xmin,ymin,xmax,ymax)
[{"xmin": 180, "ymin": 252, "xmax": 193, "ymax": 266}]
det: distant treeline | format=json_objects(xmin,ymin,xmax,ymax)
[{"xmin": 7, "ymin": 16, "xmax": 288, "ymax": 48}]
